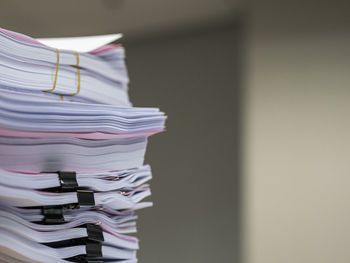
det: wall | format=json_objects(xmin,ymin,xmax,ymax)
[
  {"xmin": 243, "ymin": 1, "xmax": 350, "ymax": 263},
  {"xmin": 125, "ymin": 25, "xmax": 241, "ymax": 263}
]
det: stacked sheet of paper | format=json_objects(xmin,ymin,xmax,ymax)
[
  {"xmin": 0, "ymin": 28, "xmax": 166, "ymax": 263},
  {"xmin": 0, "ymin": 28, "xmax": 130, "ymax": 105}
]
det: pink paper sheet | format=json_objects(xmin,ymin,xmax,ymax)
[{"xmin": 0, "ymin": 127, "xmax": 163, "ymax": 140}]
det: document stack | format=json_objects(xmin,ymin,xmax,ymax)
[{"xmin": 0, "ymin": 28, "xmax": 166, "ymax": 263}]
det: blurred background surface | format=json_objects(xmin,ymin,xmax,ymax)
[{"xmin": 1, "ymin": 0, "xmax": 350, "ymax": 262}]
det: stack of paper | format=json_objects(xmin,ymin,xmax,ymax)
[
  {"xmin": 0, "ymin": 28, "xmax": 166, "ymax": 263},
  {"xmin": 0, "ymin": 28, "xmax": 130, "ymax": 105}
]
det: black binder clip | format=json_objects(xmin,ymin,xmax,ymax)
[
  {"xmin": 77, "ymin": 189, "xmax": 95, "ymax": 206},
  {"xmin": 64, "ymin": 189, "xmax": 95, "ymax": 209},
  {"xmin": 41, "ymin": 171, "xmax": 79, "ymax": 193},
  {"xmin": 86, "ymin": 241, "xmax": 103, "ymax": 257},
  {"xmin": 86, "ymin": 224, "xmax": 104, "ymax": 242},
  {"xmin": 42, "ymin": 206, "xmax": 64, "ymax": 224},
  {"xmin": 58, "ymin": 171, "xmax": 78, "ymax": 192},
  {"xmin": 66, "ymin": 242, "xmax": 103, "ymax": 262}
]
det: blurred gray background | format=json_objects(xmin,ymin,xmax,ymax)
[
  {"xmin": 126, "ymin": 25, "xmax": 241, "ymax": 263},
  {"xmin": 2, "ymin": 0, "xmax": 350, "ymax": 263}
]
